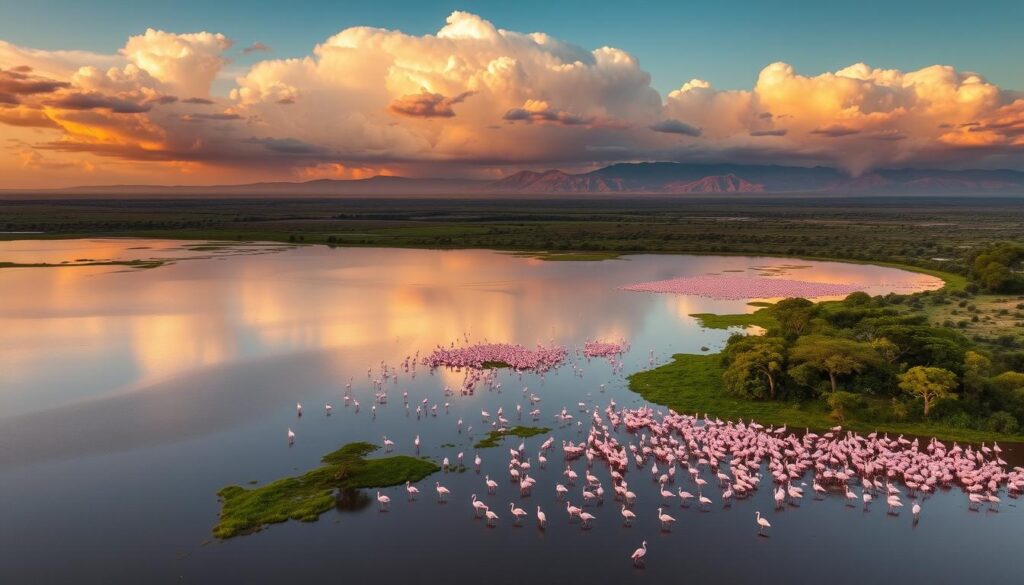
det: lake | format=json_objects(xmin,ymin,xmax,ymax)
[{"xmin": 1, "ymin": 240, "xmax": 1019, "ymax": 584}]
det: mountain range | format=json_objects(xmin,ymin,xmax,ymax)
[{"xmin": 5, "ymin": 162, "xmax": 1024, "ymax": 198}]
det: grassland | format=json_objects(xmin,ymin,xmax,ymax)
[
  {"xmin": 3, "ymin": 197, "xmax": 1022, "ymax": 282},
  {"xmin": 629, "ymin": 354, "xmax": 1024, "ymax": 443},
  {"xmin": 920, "ymin": 293, "xmax": 1024, "ymax": 342},
  {"xmin": 213, "ymin": 442, "xmax": 439, "ymax": 539}
]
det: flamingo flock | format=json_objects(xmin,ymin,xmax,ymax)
[
  {"xmin": 582, "ymin": 340, "xmax": 628, "ymax": 359},
  {"xmin": 622, "ymin": 275, "xmax": 864, "ymax": 300},
  {"xmin": 366, "ymin": 400, "xmax": 1023, "ymax": 566},
  {"xmin": 284, "ymin": 338, "xmax": 1022, "ymax": 569},
  {"xmin": 422, "ymin": 342, "xmax": 568, "ymax": 373}
]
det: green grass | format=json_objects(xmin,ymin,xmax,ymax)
[
  {"xmin": 628, "ymin": 353, "xmax": 1024, "ymax": 443},
  {"xmin": 474, "ymin": 426, "xmax": 552, "ymax": 449},
  {"xmin": 917, "ymin": 293, "xmax": 1024, "ymax": 344},
  {"xmin": 480, "ymin": 360, "xmax": 511, "ymax": 369},
  {"xmin": 511, "ymin": 251, "xmax": 624, "ymax": 261},
  {"xmin": 0, "ymin": 259, "xmax": 165, "ymax": 270},
  {"xmin": 213, "ymin": 442, "xmax": 440, "ymax": 539},
  {"xmin": 689, "ymin": 308, "xmax": 778, "ymax": 330}
]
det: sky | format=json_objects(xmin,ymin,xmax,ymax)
[{"xmin": 1, "ymin": 0, "xmax": 1022, "ymax": 187}]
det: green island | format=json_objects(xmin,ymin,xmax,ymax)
[
  {"xmin": 213, "ymin": 442, "xmax": 439, "ymax": 539},
  {"xmin": 0, "ymin": 259, "xmax": 165, "ymax": 270},
  {"xmin": 474, "ymin": 426, "xmax": 552, "ymax": 449},
  {"xmin": 689, "ymin": 309, "xmax": 777, "ymax": 330},
  {"xmin": 479, "ymin": 360, "xmax": 511, "ymax": 369},
  {"xmin": 630, "ymin": 242, "xmax": 1024, "ymax": 443}
]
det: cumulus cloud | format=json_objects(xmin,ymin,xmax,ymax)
[
  {"xmin": 121, "ymin": 29, "xmax": 232, "ymax": 97},
  {"xmin": 663, "ymin": 61, "xmax": 1024, "ymax": 173},
  {"xmin": 1, "ymin": 11, "xmax": 1023, "ymax": 187}
]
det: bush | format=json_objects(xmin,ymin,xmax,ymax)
[
  {"xmin": 826, "ymin": 391, "xmax": 863, "ymax": 421},
  {"xmin": 987, "ymin": 411, "xmax": 1020, "ymax": 434},
  {"xmin": 890, "ymin": 398, "xmax": 908, "ymax": 422},
  {"xmin": 943, "ymin": 412, "xmax": 977, "ymax": 429}
]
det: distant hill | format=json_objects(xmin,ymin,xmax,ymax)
[
  {"xmin": 4, "ymin": 162, "xmax": 1024, "ymax": 198},
  {"xmin": 491, "ymin": 162, "xmax": 1024, "ymax": 195}
]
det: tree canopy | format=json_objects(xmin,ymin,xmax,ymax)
[
  {"xmin": 898, "ymin": 366, "xmax": 958, "ymax": 417},
  {"xmin": 788, "ymin": 335, "xmax": 882, "ymax": 394},
  {"xmin": 722, "ymin": 336, "xmax": 786, "ymax": 399},
  {"xmin": 968, "ymin": 242, "xmax": 1024, "ymax": 293}
]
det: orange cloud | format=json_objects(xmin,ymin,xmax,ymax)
[
  {"xmin": 1, "ymin": 12, "xmax": 1023, "ymax": 187},
  {"xmin": 389, "ymin": 90, "xmax": 474, "ymax": 118}
]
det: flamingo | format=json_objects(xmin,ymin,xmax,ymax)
[
  {"xmin": 678, "ymin": 488, "xmax": 694, "ymax": 507},
  {"xmin": 414, "ymin": 435, "xmax": 420, "ymax": 450},
  {"xmin": 485, "ymin": 475, "xmax": 498, "ymax": 494},
  {"xmin": 405, "ymin": 481, "xmax": 419, "ymax": 500},
  {"xmin": 536, "ymin": 506, "xmax": 547, "ymax": 528},
  {"xmin": 756, "ymin": 511, "xmax": 771, "ymax": 535},
  {"xmin": 485, "ymin": 509, "xmax": 499, "ymax": 525},
  {"xmin": 325, "ymin": 403, "xmax": 332, "ymax": 415},
  {"xmin": 376, "ymin": 491, "xmax": 390, "ymax": 511},
  {"xmin": 435, "ymin": 482, "xmax": 450, "ymax": 502},
  {"xmin": 471, "ymin": 494, "xmax": 488, "ymax": 516},
  {"xmin": 631, "ymin": 541, "xmax": 648, "ymax": 567},
  {"xmin": 621, "ymin": 505, "xmax": 636, "ymax": 526},
  {"xmin": 698, "ymin": 490, "xmax": 712, "ymax": 510},
  {"xmin": 912, "ymin": 502, "xmax": 921, "ymax": 519},
  {"xmin": 988, "ymin": 493, "xmax": 1001, "ymax": 510},
  {"xmin": 657, "ymin": 507, "xmax": 676, "ymax": 530},
  {"xmin": 296, "ymin": 402, "xmax": 302, "ymax": 416},
  {"xmin": 510, "ymin": 502, "xmax": 528, "ymax": 524},
  {"xmin": 567, "ymin": 501, "xmax": 582, "ymax": 520},
  {"xmin": 287, "ymin": 428, "xmax": 295, "ymax": 444},
  {"xmin": 579, "ymin": 511, "xmax": 596, "ymax": 528},
  {"xmin": 383, "ymin": 436, "xmax": 395, "ymax": 452}
]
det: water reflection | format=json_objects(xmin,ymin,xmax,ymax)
[
  {"xmin": 336, "ymin": 489, "xmax": 373, "ymax": 512},
  {"xmin": 1, "ymin": 241, "xmax": 968, "ymax": 584}
]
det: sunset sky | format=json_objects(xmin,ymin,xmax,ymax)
[{"xmin": 1, "ymin": 0, "xmax": 1023, "ymax": 188}]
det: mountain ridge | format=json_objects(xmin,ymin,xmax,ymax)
[{"xmin": 4, "ymin": 162, "xmax": 1024, "ymax": 198}]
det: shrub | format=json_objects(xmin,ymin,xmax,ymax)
[
  {"xmin": 890, "ymin": 398, "xmax": 908, "ymax": 422},
  {"xmin": 987, "ymin": 411, "xmax": 1020, "ymax": 434},
  {"xmin": 943, "ymin": 412, "xmax": 976, "ymax": 429}
]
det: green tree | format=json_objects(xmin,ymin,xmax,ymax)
[
  {"xmin": 772, "ymin": 298, "xmax": 817, "ymax": 338},
  {"xmin": 968, "ymin": 242, "xmax": 1024, "ymax": 293},
  {"xmin": 991, "ymin": 371, "xmax": 1024, "ymax": 392},
  {"xmin": 722, "ymin": 337, "xmax": 786, "ymax": 399},
  {"xmin": 898, "ymin": 366, "xmax": 958, "ymax": 417},
  {"xmin": 962, "ymin": 350, "xmax": 992, "ymax": 394},
  {"xmin": 789, "ymin": 335, "xmax": 881, "ymax": 394}
]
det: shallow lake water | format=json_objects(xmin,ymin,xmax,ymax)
[{"xmin": 1, "ymin": 240, "xmax": 1019, "ymax": 584}]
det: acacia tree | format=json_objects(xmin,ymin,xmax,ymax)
[
  {"xmin": 788, "ymin": 335, "xmax": 880, "ymax": 394},
  {"xmin": 723, "ymin": 337, "xmax": 786, "ymax": 399},
  {"xmin": 898, "ymin": 366, "xmax": 958, "ymax": 417}
]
